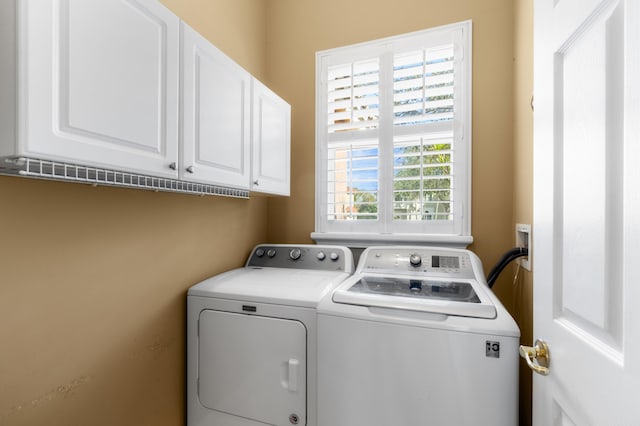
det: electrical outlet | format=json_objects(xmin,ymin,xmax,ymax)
[{"xmin": 515, "ymin": 223, "xmax": 531, "ymax": 271}]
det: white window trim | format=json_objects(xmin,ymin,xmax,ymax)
[
  {"xmin": 310, "ymin": 231, "xmax": 473, "ymax": 249},
  {"xmin": 313, "ymin": 20, "xmax": 473, "ymax": 247}
]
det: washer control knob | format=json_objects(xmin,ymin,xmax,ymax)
[
  {"xmin": 330, "ymin": 252, "xmax": 339, "ymax": 261},
  {"xmin": 289, "ymin": 248, "xmax": 302, "ymax": 260},
  {"xmin": 267, "ymin": 249, "xmax": 277, "ymax": 258},
  {"xmin": 409, "ymin": 254, "xmax": 422, "ymax": 266},
  {"xmin": 255, "ymin": 248, "xmax": 265, "ymax": 257},
  {"xmin": 317, "ymin": 252, "xmax": 326, "ymax": 261}
]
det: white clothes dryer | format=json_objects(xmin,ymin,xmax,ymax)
[
  {"xmin": 317, "ymin": 246, "xmax": 520, "ymax": 426},
  {"xmin": 187, "ymin": 244, "xmax": 354, "ymax": 426}
]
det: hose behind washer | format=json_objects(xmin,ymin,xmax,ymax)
[{"xmin": 486, "ymin": 247, "xmax": 529, "ymax": 288}]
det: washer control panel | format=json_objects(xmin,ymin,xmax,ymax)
[
  {"xmin": 247, "ymin": 244, "xmax": 354, "ymax": 272},
  {"xmin": 359, "ymin": 246, "xmax": 476, "ymax": 279}
]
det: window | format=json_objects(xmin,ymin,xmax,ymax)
[{"xmin": 313, "ymin": 21, "xmax": 472, "ymax": 246}]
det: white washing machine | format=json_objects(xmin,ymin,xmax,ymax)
[
  {"xmin": 187, "ymin": 244, "xmax": 354, "ymax": 426},
  {"xmin": 317, "ymin": 246, "xmax": 520, "ymax": 426}
]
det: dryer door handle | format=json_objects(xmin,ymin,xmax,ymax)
[{"xmin": 288, "ymin": 358, "xmax": 299, "ymax": 391}]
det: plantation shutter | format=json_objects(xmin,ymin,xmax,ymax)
[
  {"xmin": 326, "ymin": 58, "xmax": 381, "ymax": 228},
  {"xmin": 327, "ymin": 59, "xmax": 380, "ymax": 133},
  {"xmin": 393, "ymin": 134, "xmax": 453, "ymax": 222},
  {"xmin": 316, "ymin": 21, "xmax": 471, "ymax": 238},
  {"xmin": 327, "ymin": 140, "xmax": 379, "ymax": 221},
  {"xmin": 393, "ymin": 46, "xmax": 455, "ymax": 126},
  {"xmin": 389, "ymin": 43, "xmax": 459, "ymax": 233}
]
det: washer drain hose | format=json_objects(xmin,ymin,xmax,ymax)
[{"xmin": 486, "ymin": 247, "xmax": 529, "ymax": 288}]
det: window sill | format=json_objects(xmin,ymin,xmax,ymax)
[{"xmin": 310, "ymin": 232, "xmax": 473, "ymax": 249}]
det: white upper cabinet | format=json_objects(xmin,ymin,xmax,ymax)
[
  {"xmin": 181, "ymin": 23, "xmax": 251, "ymax": 189},
  {"xmin": 1, "ymin": 0, "xmax": 290, "ymax": 195},
  {"xmin": 12, "ymin": 0, "xmax": 180, "ymax": 178},
  {"xmin": 252, "ymin": 79, "xmax": 291, "ymax": 196}
]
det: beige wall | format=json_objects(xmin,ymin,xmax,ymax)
[
  {"xmin": 161, "ymin": 0, "xmax": 268, "ymax": 83},
  {"xmin": 0, "ymin": 1, "xmax": 268, "ymax": 425}
]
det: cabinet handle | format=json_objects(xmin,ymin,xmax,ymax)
[
  {"xmin": 253, "ymin": 180, "xmax": 259, "ymax": 186},
  {"xmin": 186, "ymin": 166, "xmax": 194, "ymax": 174},
  {"xmin": 168, "ymin": 162, "xmax": 177, "ymax": 170}
]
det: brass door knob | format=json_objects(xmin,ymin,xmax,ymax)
[{"xmin": 519, "ymin": 339, "xmax": 550, "ymax": 375}]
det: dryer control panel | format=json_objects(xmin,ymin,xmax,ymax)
[
  {"xmin": 359, "ymin": 246, "xmax": 477, "ymax": 280},
  {"xmin": 247, "ymin": 244, "xmax": 354, "ymax": 273}
]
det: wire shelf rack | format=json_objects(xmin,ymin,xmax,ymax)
[{"xmin": 0, "ymin": 157, "xmax": 250, "ymax": 199}]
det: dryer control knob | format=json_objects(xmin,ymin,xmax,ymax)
[
  {"xmin": 330, "ymin": 252, "xmax": 339, "ymax": 261},
  {"xmin": 267, "ymin": 249, "xmax": 277, "ymax": 258},
  {"xmin": 255, "ymin": 248, "xmax": 265, "ymax": 257},
  {"xmin": 409, "ymin": 254, "xmax": 422, "ymax": 266},
  {"xmin": 317, "ymin": 252, "xmax": 326, "ymax": 261},
  {"xmin": 289, "ymin": 248, "xmax": 302, "ymax": 260}
]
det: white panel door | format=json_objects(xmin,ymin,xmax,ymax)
[
  {"xmin": 252, "ymin": 78, "xmax": 291, "ymax": 196},
  {"xmin": 181, "ymin": 23, "xmax": 251, "ymax": 188},
  {"xmin": 198, "ymin": 310, "xmax": 306, "ymax": 426},
  {"xmin": 533, "ymin": 0, "xmax": 640, "ymax": 424},
  {"xmin": 21, "ymin": 0, "xmax": 179, "ymax": 177}
]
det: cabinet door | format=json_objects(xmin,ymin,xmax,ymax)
[
  {"xmin": 252, "ymin": 79, "xmax": 291, "ymax": 196},
  {"xmin": 181, "ymin": 24, "xmax": 251, "ymax": 188},
  {"xmin": 20, "ymin": 0, "xmax": 179, "ymax": 178}
]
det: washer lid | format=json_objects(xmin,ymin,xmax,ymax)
[
  {"xmin": 332, "ymin": 275, "xmax": 497, "ymax": 319},
  {"xmin": 189, "ymin": 267, "xmax": 351, "ymax": 307}
]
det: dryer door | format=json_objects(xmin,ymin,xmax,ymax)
[{"xmin": 198, "ymin": 309, "xmax": 306, "ymax": 426}]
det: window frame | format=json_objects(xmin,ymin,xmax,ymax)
[{"xmin": 313, "ymin": 20, "xmax": 473, "ymax": 247}]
